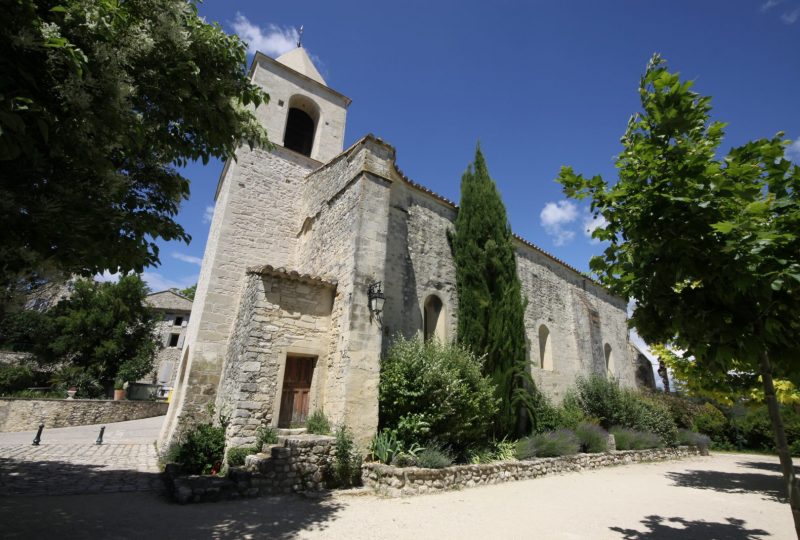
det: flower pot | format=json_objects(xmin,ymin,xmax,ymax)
[
  {"xmin": 113, "ymin": 389, "xmax": 126, "ymax": 401},
  {"xmin": 66, "ymin": 389, "xmax": 77, "ymax": 400}
]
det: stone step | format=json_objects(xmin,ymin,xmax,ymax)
[{"xmin": 276, "ymin": 427, "xmax": 307, "ymax": 437}]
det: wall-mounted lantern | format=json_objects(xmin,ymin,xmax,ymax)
[{"xmin": 367, "ymin": 281, "xmax": 385, "ymax": 323}]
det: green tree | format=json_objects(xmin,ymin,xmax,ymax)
[
  {"xmin": 449, "ymin": 145, "xmax": 530, "ymax": 437},
  {"xmin": 180, "ymin": 284, "xmax": 197, "ymax": 301},
  {"xmin": 0, "ymin": 0, "xmax": 269, "ymax": 288},
  {"xmin": 49, "ymin": 274, "xmax": 159, "ymax": 385},
  {"xmin": 558, "ymin": 55, "xmax": 800, "ymax": 535}
]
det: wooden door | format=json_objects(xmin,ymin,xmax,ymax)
[{"xmin": 278, "ymin": 356, "xmax": 315, "ymax": 428}]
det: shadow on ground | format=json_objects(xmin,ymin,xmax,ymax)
[
  {"xmin": 0, "ymin": 457, "xmax": 162, "ymax": 496},
  {"xmin": 736, "ymin": 460, "xmax": 797, "ymax": 474},
  {"xmin": 0, "ymin": 457, "xmax": 345, "ymax": 539},
  {"xmin": 665, "ymin": 466, "xmax": 786, "ymax": 503},
  {"xmin": 0, "ymin": 490, "xmax": 345, "ymax": 540},
  {"xmin": 610, "ymin": 515, "xmax": 770, "ymax": 539}
]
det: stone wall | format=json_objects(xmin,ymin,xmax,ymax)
[
  {"xmin": 0, "ymin": 398, "xmax": 168, "ymax": 432},
  {"xmin": 159, "ymin": 143, "xmax": 318, "ymax": 449},
  {"xmin": 362, "ymin": 446, "xmax": 701, "ymax": 497},
  {"xmin": 216, "ymin": 269, "xmax": 335, "ymax": 448},
  {"xmin": 166, "ymin": 434, "xmax": 334, "ymax": 504}
]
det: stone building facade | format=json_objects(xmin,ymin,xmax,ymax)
[
  {"xmin": 145, "ymin": 290, "xmax": 192, "ymax": 396},
  {"xmin": 160, "ymin": 47, "xmax": 652, "ymax": 450}
]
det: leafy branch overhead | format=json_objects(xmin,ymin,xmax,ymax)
[
  {"xmin": 0, "ymin": 0, "xmax": 270, "ymax": 288},
  {"xmin": 558, "ymin": 53, "xmax": 800, "ymax": 535}
]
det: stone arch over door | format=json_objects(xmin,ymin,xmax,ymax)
[{"xmin": 423, "ymin": 294, "xmax": 446, "ymax": 342}]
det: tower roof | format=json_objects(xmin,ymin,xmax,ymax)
[{"xmin": 275, "ymin": 47, "xmax": 326, "ymax": 85}]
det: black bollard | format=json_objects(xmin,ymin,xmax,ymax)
[
  {"xmin": 96, "ymin": 426, "xmax": 105, "ymax": 445},
  {"xmin": 32, "ymin": 424, "xmax": 44, "ymax": 446}
]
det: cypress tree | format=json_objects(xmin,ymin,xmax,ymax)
[{"xmin": 450, "ymin": 145, "xmax": 531, "ymax": 437}]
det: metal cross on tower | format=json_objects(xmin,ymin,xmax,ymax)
[{"xmin": 297, "ymin": 25, "xmax": 304, "ymax": 47}]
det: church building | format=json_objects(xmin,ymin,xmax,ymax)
[{"xmin": 160, "ymin": 45, "xmax": 650, "ymax": 449}]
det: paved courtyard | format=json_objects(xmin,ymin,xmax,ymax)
[
  {"xmin": 0, "ymin": 415, "xmax": 163, "ymax": 496},
  {"xmin": 0, "ymin": 432, "xmax": 793, "ymax": 540}
]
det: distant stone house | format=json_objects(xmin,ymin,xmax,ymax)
[{"xmin": 144, "ymin": 290, "xmax": 192, "ymax": 396}]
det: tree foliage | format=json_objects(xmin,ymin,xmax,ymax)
[
  {"xmin": 449, "ymin": 145, "xmax": 530, "ymax": 437},
  {"xmin": 180, "ymin": 284, "xmax": 197, "ymax": 301},
  {"xmin": 558, "ymin": 54, "xmax": 800, "ymax": 534},
  {"xmin": 48, "ymin": 274, "xmax": 159, "ymax": 384},
  {"xmin": 0, "ymin": 0, "xmax": 269, "ymax": 287},
  {"xmin": 379, "ymin": 336, "xmax": 498, "ymax": 452}
]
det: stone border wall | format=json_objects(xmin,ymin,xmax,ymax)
[
  {"xmin": 0, "ymin": 398, "xmax": 168, "ymax": 432},
  {"xmin": 362, "ymin": 446, "xmax": 702, "ymax": 497},
  {"xmin": 165, "ymin": 434, "xmax": 334, "ymax": 504}
]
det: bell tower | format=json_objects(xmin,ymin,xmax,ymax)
[
  {"xmin": 250, "ymin": 46, "xmax": 351, "ymax": 162},
  {"xmin": 159, "ymin": 45, "xmax": 350, "ymax": 449}
]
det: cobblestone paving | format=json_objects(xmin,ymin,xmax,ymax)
[{"xmin": 0, "ymin": 418, "xmax": 163, "ymax": 496}]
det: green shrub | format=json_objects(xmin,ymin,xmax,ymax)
[
  {"xmin": 379, "ymin": 336, "xmax": 498, "ymax": 451},
  {"xmin": 327, "ymin": 426, "xmax": 362, "ymax": 488},
  {"xmin": 0, "ymin": 365, "xmax": 37, "ymax": 394},
  {"xmin": 692, "ymin": 403, "xmax": 729, "ymax": 444},
  {"xmin": 468, "ymin": 437, "xmax": 517, "ymax": 464},
  {"xmin": 226, "ymin": 446, "xmax": 257, "ymax": 467},
  {"xmin": 556, "ymin": 391, "xmax": 586, "ymax": 431},
  {"xmin": 168, "ymin": 407, "xmax": 229, "ymax": 475},
  {"xmin": 790, "ymin": 439, "xmax": 800, "ymax": 457},
  {"xmin": 574, "ymin": 375, "xmax": 677, "ymax": 446},
  {"xmin": 610, "ymin": 426, "xmax": 662, "ymax": 450},
  {"xmin": 677, "ymin": 429, "xmax": 711, "ymax": 451},
  {"xmin": 369, "ymin": 429, "xmax": 402, "ymax": 464},
  {"xmin": 173, "ymin": 422, "xmax": 226, "ymax": 474},
  {"xmin": 306, "ymin": 410, "xmax": 331, "ymax": 435},
  {"xmin": 655, "ymin": 393, "xmax": 701, "ymax": 429},
  {"xmin": 516, "ymin": 429, "xmax": 580, "ymax": 459},
  {"xmin": 255, "ymin": 425, "xmax": 278, "ymax": 448},
  {"xmin": 49, "ymin": 366, "xmax": 104, "ymax": 399},
  {"xmin": 416, "ymin": 446, "xmax": 454, "ymax": 469},
  {"xmin": 576, "ymin": 422, "xmax": 609, "ymax": 453}
]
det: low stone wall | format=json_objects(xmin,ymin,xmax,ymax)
[
  {"xmin": 362, "ymin": 446, "xmax": 702, "ymax": 497},
  {"xmin": 0, "ymin": 398, "xmax": 168, "ymax": 432},
  {"xmin": 166, "ymin": 434, "xmax": 334, "ymax": 504}
]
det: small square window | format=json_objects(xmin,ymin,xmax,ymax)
[
  {"xmin": 174, "ymin": 316, "xmax": 184, "ymax": 326},
  {"xmin": 278, "ymin": 99, "xmax": 285, "ymax": 107},
  {"xmin": 168, "ymin": 334, "xmax": 180, "ymax": 347}
]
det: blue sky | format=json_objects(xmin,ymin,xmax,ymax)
[{"xmin": 134, "ymin": 0, "xmax": 800, "ymax": 302}]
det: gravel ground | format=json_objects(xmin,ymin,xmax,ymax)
[{"xmin": 0, "ymin": 452, "xmax": 792, "ymax": 539}]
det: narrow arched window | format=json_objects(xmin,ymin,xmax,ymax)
[
  {"xmin": 605, "ymin": 343, "xmax": 615, "ymax": 376},
  {"xmin": 423, "ymin": 295, "xmax": 445, "ymax": 342},
  {"xmin": 284, "ymin": 108, "xmax": 315, "ymax": 156},
  {"xmin": 539, "ymin": 325, "xmax": 553, "ymax": 371}
]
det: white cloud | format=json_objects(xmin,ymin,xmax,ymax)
[
  {"xmin": 787, "ymin": 137, "xmax": 800, "ymax": 162},
  {"xmin": 761, "ymin": 0, "xmax": 783, "ymax": 12},
  {"xmin": 232, "ymin": 14, "xmax": 298, "ymax": 57},
  {"xmin": 782, "ymin": 7, "xmax": 800, "ymax": 23},
  {"xmin": 583, "ymin": 214, "xmax": 608, "ymax": 244},
  {"xmin": 203, "ymin": 205, "xmax": 214, "ymax": 224},
  {"xmin": 172, "ymin": 252, "xmax": 203, "ymax": 266},
  {"xmin": 141, "ymin": 272, "xmax": 198, "ymax": 293},
  {"xmin": 540, "ymin": 200, "xmax": 578, "ymax": 246},
  {"xmin": 94, "ymin": 270, "xmax": 121, "ymax": 283}
]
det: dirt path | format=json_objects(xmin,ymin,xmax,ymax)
[{"xmin": 0, "ymin": 452, "xmax": 792, "ymax": 539}]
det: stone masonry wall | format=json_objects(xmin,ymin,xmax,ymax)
[
  {"xmin": 0, "ymin": 398, "xmax": 168, "ymax": 431},
  {"xmin": 216, "ymin": 271, "xmax": 335, "ymax": 448},
  {"xmin": 363, "ymin": 446, "xmax": 701, "ymax": 497},
  {"xmin": 166, "ymin": 434, "xmax": 334, "ymax": 504},
  {"xmin": 160, "ymin": 144, "xmax": 317, "ymax": 449}
]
